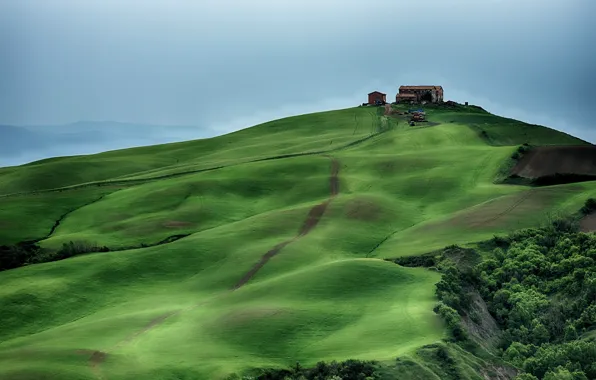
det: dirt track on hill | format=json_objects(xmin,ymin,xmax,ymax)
[
  {"xmin": 511, "ymin": 145, "xmax": 596, "ymax": 178},
  {"xmin": 84, "ymin": 156, "xmax": 341, "ymax": 379},
  {"xmin": 232, "ymin": 156, "xmax": 339, "ymax": 289},
  {"xmin": 384, "ymin": 104, "xmax": 392, "ymax": 115}
]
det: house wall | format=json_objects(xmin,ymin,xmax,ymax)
[
  {"xmin": 397, "ymin": 87, "xmax": 444, "ymax": 103},
  {"xmin": 368, "ymin": 93, "xmax": 386, "ymax": 104}
]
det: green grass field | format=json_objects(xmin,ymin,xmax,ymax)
[{"xmin": 0, "ymin": 103, "xmax": 593, "ymax": 379}]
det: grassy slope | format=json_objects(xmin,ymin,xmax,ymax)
[
  {"xmin": 0, "ymin": 108, "xmax": 380, "ymax": 195},
  {"xmin": 0, "ymin": 104, "xmax": 593, "ymax": 379}
]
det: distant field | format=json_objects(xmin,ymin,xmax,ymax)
[{"xmin": 0, "ymin": 103, "xmax": 594, "ymax": 379}]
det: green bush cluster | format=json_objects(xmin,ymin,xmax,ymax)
[
  {"xmin": 511, "ymin": 143, "xmax": 531, "ymax": 160},
  {"xmin": 580, "ymin": 198, "xmax": 596, "ymax": 216},
  {"xmin": 245, "ymin": 360, "xmax": 379, "ymax": 380},
  {"xmin": 477, "ymin": 223, "xmax": 596, "ymax": 379},
  {"xmin": 0, "ymin": 240, "xmax": 109, "ymax": 271}
]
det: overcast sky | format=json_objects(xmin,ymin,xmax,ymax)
[{"xmin": 1, "ymin": 0, "xmax": 595, "ymax": 145}]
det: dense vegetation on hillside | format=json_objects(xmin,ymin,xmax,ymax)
[
  {"xmin": 481, "ymin": 223, "xmax": 596, "ymax": 379},
  {"xmin": 413, "ymin": 213, "xmax": 596, "ymax": 379}
]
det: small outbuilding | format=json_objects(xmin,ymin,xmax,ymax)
[{"xmin": 368, "ymin": 91, "xmax": 387, "ymax": 105}]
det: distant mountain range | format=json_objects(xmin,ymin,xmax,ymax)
[{"xmin": 0, "ymin": 121, "xmax": 214, "ymax": 167}]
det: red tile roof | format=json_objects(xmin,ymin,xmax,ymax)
[
  {"xmin": 368, "ymin": 91, "xmax": 386, "ymax": 95},
  {"xmin": 399, "ymin": 85, "xmax": 443, "ymax": 90}
]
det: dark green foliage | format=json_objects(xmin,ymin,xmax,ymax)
[
  {"xmin": 495, "ymin": 144, "xmax": 532, "ymax": 184},
  {"xmin": 413, "ymin": 344, "xmax": 478, "ymax": 380},
  {"xmin": 511, "ymin": 144, "xmax": 531, "ymax": 160},
  {"xmin": 543, "ymin": 366, "xmax": 589, "ymax": 380},
  {"xmin": 434, "ymin": 302, "xmax": 468, "ymax": 341},
  {"xmin": 0, "ymin": 240, "xmax": 109, "ymax": 272},
  {"xmin": 406, "ymin": 217, "xmax": 596, "ymax": 379},
  {"xmin": 0, "ymin": 241, "xmax": 41, "ymax": 271},
  {"xmin": 253, "ymin": 359, "xmax": 379, "ymax": 380},
  {"xmin": 388, "ymin": 252, "xmax": 439, "ymax": 268},
  {"xmin": 0, "ymin": 233, "xmax": 194, "ymax": 272},
  {"xmin": 515, "ymin": 374, "xmax": 539, "ymax": 380},
  {"xmin": 55, "ymin": 240, "xmax": 110, "ymax": 258},
  {"xmin": 580, "ymin": 198, "xmax": 596, "ymax": 215},
  {"xmin": 430, "ymin": 246, "xmax": 482, "ymax": 342},
  {"xmin": 477, "ymin": 221, "xmax": 596, "ymax": 379}
]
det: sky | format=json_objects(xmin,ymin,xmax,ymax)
[{"xmin": 0, "ymin": 0, "xmax": 595, "ymax": 159}]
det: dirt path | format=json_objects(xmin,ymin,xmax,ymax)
[
  {"xmin": 233, "ymin": 156, "xmax": 340, "ymax": 289},
  {"xmin": 85, "ymin": 156, "xmax": 341, "ymax": 379},
  {"xmin": 384, "ymin": 104, "xmax": 392, "ymax": 116}
]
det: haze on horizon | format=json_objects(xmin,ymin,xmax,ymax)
[{"xmin": 0, "ymin": 0, "xmax": 594, "ymax": 166}]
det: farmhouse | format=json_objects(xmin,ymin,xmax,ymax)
[
  {"xmin": 396, "ymin": 86, "xmax": 444, "ymax": 104},
  {"xmin": 368, "ymin": 91, "xmax": 387, "ymax": 105}
]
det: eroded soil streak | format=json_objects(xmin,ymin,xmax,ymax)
[
  {"xmin": 232, "ymin": 157, "xmax": 340, "ymax": 289},
  {"xmin": 85, "ymin": 156, "xmax": 340, "ymax": 379}
]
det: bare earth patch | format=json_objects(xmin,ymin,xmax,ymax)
[
  {"xmin": 87, "ymin": 350, "xmax": 108, "ymax": 380},
  {"xmin": 511, "ymin": 145, "xmax": 596, "ymax": 178},
  {"xmin": 580, "ymin": 213, "xmax": 596, "ymax": 233},
  {"xmin": 344, "ymin": 198, "xmax": 383, "ymax": 222},
  {"xmin": 384, "ymin": 104, "xmax": 394, "ymax": 116},
  {"xmin": 233, "ymin": 157, "xmax": 340, "ymax": 289}
]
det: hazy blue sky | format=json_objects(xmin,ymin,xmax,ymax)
[{"xmin": 1, "ymin": 0, "xmax": 595, "ymax": 145}]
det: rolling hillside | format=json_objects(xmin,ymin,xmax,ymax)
[{"xmin": 0, "ymin": 104, "xmax": 594, "ymax": 380}]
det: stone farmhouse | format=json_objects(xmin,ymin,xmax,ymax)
[{"xmin": 396, "ymin": 86, "xmax": 444, "ymax": 104}]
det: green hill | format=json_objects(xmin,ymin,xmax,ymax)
[{"xmin": 0, "ymin": 103, "xmax": 594, "ymax": 379}]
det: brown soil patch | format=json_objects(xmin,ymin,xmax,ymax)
[
  {"xmin": 384, "ymin": 104, "xmax": 393, "ymax": 116},
  {"xmin": 232, "ymin": 239, "xmax": 295, "ymax": 289},
  {"xmin": 511, "ymin": 145, "xmax": 596, "ymax": 178},
  {"xmin": 88, "ymin": 350, "xmax": 108, "ymax": 380},
  {"xmin": 298, "ymin": 201, "xmax": 330, "ymax": 236},
  {"xmin": 162, "ymin": 220, "xmax": 192, "ymax": 228},
  {"xmin": 580, "ymin": 213, "xmax": 596, "ymax": 233},
  {"xmin": 329, "ymin": 158, "xmax": 340, "ymax": 196},
  {"xmin": 114, "ymin": 310, "xmax": 180, "ymax": 348},
  {"xmin": 344, "ymin": 198, "xmax": 383, "ymax": 222},
  {"xmin": 232, "ymin": 157, "xmax": 340, "ymax": 290},
  {"xmin": 89, "ymin": 350, "xmax": 107, "ymax": 367}
]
